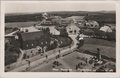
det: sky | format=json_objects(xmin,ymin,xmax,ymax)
[{"xmin": 4, "ymin": 1, "xmax": 116, "ymax": 13}]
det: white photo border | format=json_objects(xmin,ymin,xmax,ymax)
[{"xmin": 0, "ymin": 1, "xmax": 120, "ymax": 78}]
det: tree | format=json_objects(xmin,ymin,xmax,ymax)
[
  {"xmin": 46, "ymin": 27, "xmax": 50, "ymax": 34},
  {"xmin": 83, "ymin": 29, "xmax": 94, "ymax": 36},
  {"xmin": 60, "ymin": 29, "xmax": 68, "ymax": 37},
  {"xmin": 25, "ymin": 29, "xmax": 28, "ymax": 32},
  {"xmin": 12, "ymin": 27, "xmax": 19, "ymax": 31}
]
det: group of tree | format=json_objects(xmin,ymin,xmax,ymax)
[
  {"xmin": 59, "ymin": 28, "xmax": 68, "ymax": 37},
  {"xmin": 5, "ymin": 42, "xmax": 20, "ymax": 65},
  {"xmin": 82, "ymin": 29, "xmax": 116, "ymax": 41},
  {"xmin": 6, "ymin": 11, "xmax": 115, "ymax": 23},
  {"xmin": 84, "ymin": 13, "xmax": 116, "ymax": 26}
]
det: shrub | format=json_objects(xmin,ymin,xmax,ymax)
[
  {"xmin": 106, "ymin": 31, "xmax": 116, "ymax": 41},
  {"xmin": 83, "ymin": 29, "xmax": 94, "ymax": 36},
  {"xmin": 60, "ymin": 29, "xmax": 68, "ymax": 37}
]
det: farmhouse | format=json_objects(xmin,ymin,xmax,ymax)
[
  {"xmin": 35, "ymin": 26, "xmax": 60, "ymax": 35},
  {"xmin": 66, "ymin": 16, "xmax": 87, "ymax": 28},
  {"xmin": 18, "ymin": 31, "xmax": 51, "ymax": 50},
  {"xmin": 85, "ymin": 20, "xmax": 99, "ymax": 29},
  {"xmin": 104, "ymin": 24, "xmax": 116, "ymax": 31},
  {"xmin": 100, "ymin": 25, "xmax": 112, "ymax": 32},
  {"xmin": 20, "ymin": 26, "xmax": 40, "ymax": 32},
  {"xmin": 66, "ymin": 23, "xmax": 80, "ymax": 35}
]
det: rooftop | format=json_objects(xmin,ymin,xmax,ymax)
[{"xmin": 20, "ymin": 31, "xmax": 50, "ymax": 41}]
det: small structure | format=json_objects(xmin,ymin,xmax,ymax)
[{"xmin": 100, "ymin": 25, "xmax": 112, "ymax": 32}]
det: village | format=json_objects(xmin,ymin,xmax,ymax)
[{"xmin": 5, "ymin": 12, "xmax": 116, "ymax": 72}]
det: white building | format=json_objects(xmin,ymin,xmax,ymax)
[
  {"xmin": 66, "ymin": 23, "xmax": 80, "ymax": 35},
  {"xmin": 86, "ymin": 20, "xmax": 99, "ymax": 29},
  {"xmin": 20, "ymin": 26, "xmax": 40, "ymax": 32},
  {"xmin": 100, "ymin": 25, "xmax": 112, "ymax": 32},
  {"xmin": 36, "ymin": 26, "xmax": 60, "ymax": 35}
]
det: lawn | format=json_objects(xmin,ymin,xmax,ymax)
[
  {"xmin": 5, "ymin": 22, "xmax": 37, "ymax": 34},
  {"xmin": 5, "ymin": 21, "xmax": 37, "ymax": 28},
  {"xmin": 84, "ymin": 38, "xmax": 115, "ymax": 47},
  {"xmin": 79, "ymin": 38, "xmax": 116, "ymax": 59}
]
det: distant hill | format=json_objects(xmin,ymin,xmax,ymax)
[{"xmin": 5, "ymin": 11, "xmax": 116, "ymax": 23}]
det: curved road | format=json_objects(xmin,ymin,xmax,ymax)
[{"xmin": 9, "ymin": 35, "xmax": 78, "ymax": 72}]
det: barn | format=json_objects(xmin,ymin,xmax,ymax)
[{"xmin": 18, "ymin": 31, "xmax": 51, "ymax": 50}]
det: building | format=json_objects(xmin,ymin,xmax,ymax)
[
  {"xmin": 20, "ymin": 26, "xmax": 40, "ymax": 33},
  {"xmin": 66, "ymin": 23, "xmax": 80, "ymax": 35},
  {"xmin": 85, "ymin": 20, "xmax": 99, "ymax": 29},
  {"xmin": 35, "ymin": 26, "xmax": 60, "ymax": 35},
  {"xmin": 66, "ymin": 16, "xmax": 86, "ymax": 29},
  {"xmin": 104, "ymin": 24, "xmax": 116, "ymax": 31},
  {"xmin": 18, "ymin": 31, "xmax": 51, "ymax": 50},
  {"xmin": 100, "ymin": 25, "xmax": 112, "ymax": 32}
]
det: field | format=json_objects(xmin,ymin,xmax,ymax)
[
  {"xmin": 79, "ymin": 38, "xmax": 116, "ymax": 59},
  {"xmin": 5, "ymin": 21, "xmax": 37, "ymax": 28},
  {"xmin": 5, "ymin": 11, "xmax": 115, "ymax": 23},
  {"xmin": 84, "ymin": 38, "xmax": 115, "ymax": 47},
  {"xmin": 5, "ymin": 22, "xmax": 37, "ymax": 34}
]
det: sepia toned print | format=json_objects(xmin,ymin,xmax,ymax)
[{"xmin": 4, "ymin": 2, "xmax": 116, "ymax": 72}]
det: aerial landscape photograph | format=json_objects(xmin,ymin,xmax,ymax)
[{"xmin": 4, "ymin": 2, "xmax": 116, "ymax": 72}]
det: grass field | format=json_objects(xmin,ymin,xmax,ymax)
[
  {"xmin": 84, "ymin": 38, "xmax": 115, "ymax": 47},
  {"xmin": 5, "ymin": 21, "xmax": 37, "ymax": 28},
  {"xmin": 80, "ymin": 38, "xmax": 116, "ymax": 59},
  {"xmin": 5, "ymin": 22, "xmax": 37, "ymax": 34}
]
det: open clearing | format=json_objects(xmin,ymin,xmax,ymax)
[
  {"xmin": 80, "ymin": 38, "xmax": 116, "ymax": 59},
  {"xmin": 5, "ymin": 21, "xmax": 37, "ymax": 28}
]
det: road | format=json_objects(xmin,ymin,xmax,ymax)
[
  {"xmin": 5, "ymin": 30, "xmax": 19, "ymax": 37},
  {"xmin": 9, "ymin": 35, "xmax": 78, "ymax": 72}
]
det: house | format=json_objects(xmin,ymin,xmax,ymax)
[
  {"xmin": 66, "ymin": 16, "xmax": 86, "ymax": 28},
  {"xmin": 35, "ymin": 26, "xmax": 60, "ymax": 35},
  {"xmin": 85, "ymin": 20, "xmax": 99, "ymax": 29},
  {"xmin": 18, "ymin": 31, "xmax": 51, "ymax": 50},
  {"xmin": 20, "ymin": 26, "xmax": 40, "ymax": 33},
  {"xmin": 66, "ymin": 23, "xmax": 80, "ymax": 35},
  {"xmin": 104, "ymin": 24, "xmax": 116, "ymax": 31},
  {"xmin": 100, "ymin": 25, "xmax": 112, "ymax": 32}
]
